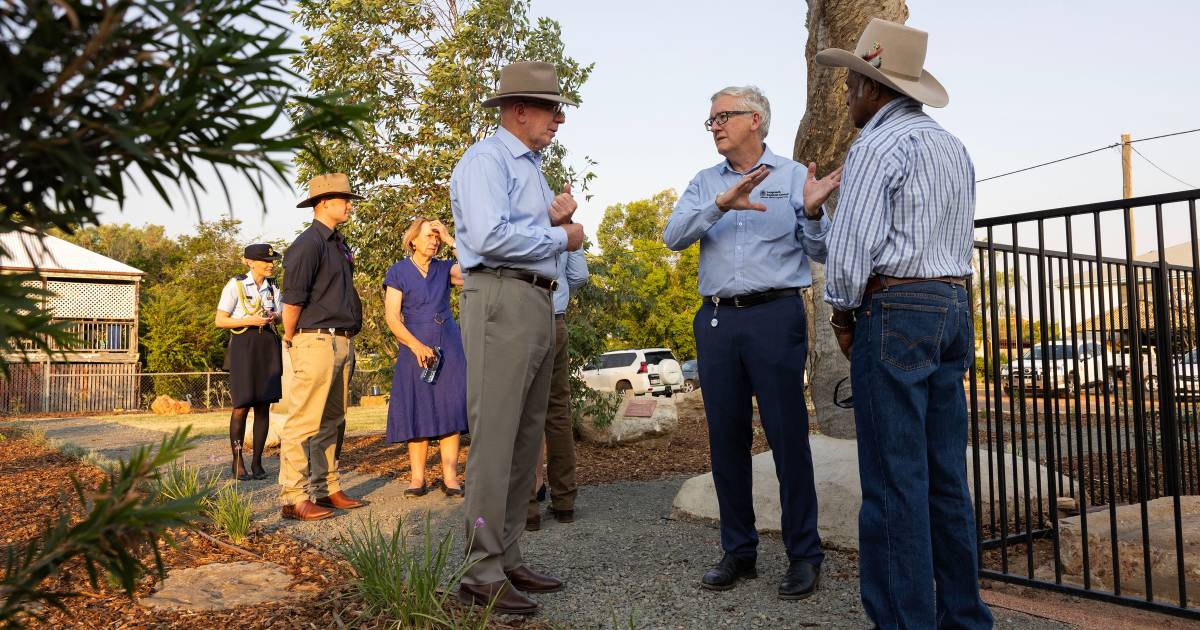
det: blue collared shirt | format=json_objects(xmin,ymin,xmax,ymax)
[
  {"xmin": 662, "ymin": 144, "xmax": 830, "ymax": 297},
  {"xmin": 553, "ymin": 250, "xmax": 590, "ymax": 315},
  {"xmin": 824, "ymin": 98, "xmax": 976, "ymax": 310},
  {"xmin": 450, "ymin": 127, "xmax": 567, "ymax": 279}
]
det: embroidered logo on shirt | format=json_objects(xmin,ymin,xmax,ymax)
[{"xmin": 759, "ymin": 190, "xmax": 788, "ymax": 199}]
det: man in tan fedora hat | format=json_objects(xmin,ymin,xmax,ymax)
[
  {"xmin": 451, "ymin": 60, "xmax": 585, "ymax": 615},
  {"xmin": 818, "ymin": 19, "xmax": 993, "ymax": 629},
  {"xmin": 277, "ymin": 173, "xmax": 367, "ymax": 521}
]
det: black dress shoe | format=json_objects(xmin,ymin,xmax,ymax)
[
  {"xmin": 404, "ymin": 483, "xmax": 428, "ymax": 498},
  {"xmin": 778, "ymin": 560, "xmax": 820, "ymax": 600},
  {"xmin": 701, "ymin": 553, "xmax": 756, "ymax": 591}
]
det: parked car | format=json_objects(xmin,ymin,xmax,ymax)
[
  {"xmin": 680, "ymin": 359, "xmax": 699, "ymax": 393},
  {"xmin": 583, "ymin": 348, "xmax": 682, "ymax": 396},
  {"xmin": 1144, "ymin": 348, "xmax": 1200, "ymax": 398},
  {"xmin": 999, "ymin": 339, "xmax": 1117, "ymax": 396}
]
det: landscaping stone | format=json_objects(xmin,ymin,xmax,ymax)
[
  {"xmin": 1057, "ymin": 495, "xmax": 1200, "ymax": 605},
  {"xmin": 672, "ymin": 438, "xmax": 1071, "ymax": 552},
  {"xmin": 141, "ymin": 561, "xmax": 295, "ymax": 611},
  {"xmin": 149, "ymin": 395, "xmax": 191, "ymax": 416},
  {"xmin": 578, "ymin": 394, "xmax": 678, "ymax": 448}
]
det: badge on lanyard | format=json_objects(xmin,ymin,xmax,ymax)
[{"xmin": 710, "ymin": 296, "xmax": 720, "ymax": 327}]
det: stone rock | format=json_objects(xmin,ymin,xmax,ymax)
[
  {"xmin": 672, "ymin": 438, "xmax": 1070, "ymax": 552},
  {"xmin": 141, "ymin": 561, "xmax": 294, "ymax": 611},
  {"xmin": 150, "ymin": 395, "xmax": 191, "ymax": 416},
  {"xmin": 1057, "ymin": 495, "xmax": 1200, "ymax": 605},
  {"xmin": 578, "ymin": 395, "xmax": 678, "ymax": 448},
  {"xmin": 359, "ymin": 394, "xmax": 388, "ymax": 407}
]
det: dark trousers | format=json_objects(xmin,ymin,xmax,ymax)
[
  {"xmin": 530, "ymin": 316, "xmax": 577, "ymax": 518},
  {"xmin": 694, "ymin": 294, "xmax": 823, "ymax": 565},
  {"xmin": 850, "ymin": 281, "xmax": 993, "ymax": 629}
]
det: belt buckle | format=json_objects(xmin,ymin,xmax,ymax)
[{"xmin": 732, "ymin": 295, "xmax": 744, "ymax": 308}]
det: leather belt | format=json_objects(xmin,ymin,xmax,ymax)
[
  {"xmin": 704, "ymin": 287, "xmax": 801, "ymax": 309},
  {"xmin": 297, "ymin": 327, "xmax": 355, "ymax": 337},
  {"xmin": 863, "ymin": 275, "xmax": 967, "ymax": 299},
  {"xmin": 467, "ymin": 266, "xmax": 558, "ymax": 292},
  {"xmin": 554, "ymin": 313, "xmax": 566, "ymax": 320}
]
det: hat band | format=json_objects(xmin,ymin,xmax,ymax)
[
  {"xmin": 879, "ymin": 65, "xmax": 922, "ymax": 82},
  {"xmin": 496, "ymin": 89, "xmax": 563, "ymax": 96}
]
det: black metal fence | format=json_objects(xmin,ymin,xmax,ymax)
[{"xmin": 970, "ymin": 189, "xmax": 1200, "ymax": 619}]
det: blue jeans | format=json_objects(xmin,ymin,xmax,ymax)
[
  {"xmin": 850, "ymin": 281, "xmax": 993, "ymax": 629},
  {"xmin": 694, "ymin": 294, "xmax": 823, "ymax": 565}
]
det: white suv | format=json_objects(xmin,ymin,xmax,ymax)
[
  {"xmin": 999, "ymin": 339, "xmax": 1116, "ymax": 396},
  {"xmin": 583, "ymin": 348, "xmax": 683, "ymax": 396}
]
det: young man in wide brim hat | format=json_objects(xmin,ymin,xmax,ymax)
[
  {"xmin": 818, "ymin": 18, "xmax": 995, "ymax": 630},
  {"xmin": 276, "ymin": 173, "xmax": 367, "ymax": 522},
  {"xmin": 451, "ymin": 60, "xmax": 586, "ymax": 615}
]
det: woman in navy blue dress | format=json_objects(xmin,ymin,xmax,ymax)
[{"xmin": 384, "ymin": 218, "xmax": 468, "ymax": 498}]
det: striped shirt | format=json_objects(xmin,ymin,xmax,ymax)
[{"xmin": 824, "ymin": 97, "xmax": 975, "ymax": 310}]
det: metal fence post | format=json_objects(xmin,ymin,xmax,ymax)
[{"xmin": 206, "ymin": 372, "xmax": 212, "ymax": 409}]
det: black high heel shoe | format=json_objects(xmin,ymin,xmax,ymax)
[
  {"xmin": 441, "ymin": 480, "xmax": 464, "ymax": 498},
  {"xmin": 404, "ymin": 482, "xmax": 428, "ymax": 498},
  {"xmin": 249, "ymin": 461, "xmax": 268, "ymax": 480}
]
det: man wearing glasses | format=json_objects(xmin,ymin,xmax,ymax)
[
  {"xmin": 663, "ymin": 86, "xmax": 841, "ymax": 599},
  {"xmin": 451, "ymin": 61, "xmax": 585, "ymax": 616}
]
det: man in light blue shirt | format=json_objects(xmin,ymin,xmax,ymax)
[
  {"xmin": 663, "ymin": 85, "xmax": 841, "ymax": 599},
  {"xmin": 451, "ymin": 61, "xmax": 584, "ymax": 616},
  {"xmin": 818, "ymin": 19, "xmax": 992, "ymax": 629},
  {"xmin": 528, "ymin": 249, "xmax": 589, "ymax": 530}
]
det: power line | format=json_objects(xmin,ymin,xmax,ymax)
[
  {"xmin": 977, "ymin": 127, "xmax": 1200, "ymax": 183},
  {"xmin": 1130, "ymin": 145, "xmax": 1197, "ymax": 189}
]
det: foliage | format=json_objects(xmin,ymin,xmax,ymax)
[
  {"xmin": 0, "ymin": 0, "xmax": 366, "ymax": 369},
  {"xmin": 591, "ymin": 190, "xmax": 701, "ymax": 359},
  {"xmin": 291, "ymin": 0, "xmax": 593, "ymax": 362},
  {"xmin": 207, "ymin": 483, "xmax": 252, "ymax": 545},
  {"xmin": 51, "ymin": 224, "xmax": 184, "ymax": 288},
  {"xmin": 335, "ymin": 514, "xmax": 492, "ymax": 629},
  {"xmin": 151, "ymin": 462, "xmax": 218, "ymax": 506},
  {"xmin": 140, "ymin": 218, "xmax": 255, "ymax": 372},
  {"xmin": 0, "ymin": 428, "xmax": 203, "ymax": 627}
]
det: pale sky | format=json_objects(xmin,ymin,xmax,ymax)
[{"xmin": 97, "ymin": 0, "xmax": 1200, "ymax": 259}]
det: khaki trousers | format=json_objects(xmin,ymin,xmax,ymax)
[
  {"xmin": 460, "ymin": 271, "xmax": 555, "ymax": 585},
  {"xmin": 278, "ymin": 332, "xmax": 353, "ymax": 506},
  {"xmin": 529, "ymin": 317, "xmax": 576, "ymax": 519}
]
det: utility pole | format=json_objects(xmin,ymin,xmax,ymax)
[{"xmin": 1122, "ymin": 133, "xmax": 1135, "ymax": 254}]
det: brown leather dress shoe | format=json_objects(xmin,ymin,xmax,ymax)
[
  {"xmin": 551, "ymin": 508, "xmax": 575, "ymax": 523},
  {"xmin": 281, "ymin": 500, "xmax": 334, "ymax": 521},
  {"xmin": 525, "ymin": 514, "xmax": 541, "ymax": 531},
  {"xmin": 505, "ymin": 565, "xmax": 564, "ymax": 593},
  {"xmin": 457, "ymin": 580, "xmax": 540, "ymax": 615},
  {"xmin": 315, "ymin": 491, "xmax": 365, "ymax": 510}
]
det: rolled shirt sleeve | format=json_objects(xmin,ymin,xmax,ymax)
[
  {"xmin": 216, "ymin": 279, "xmax": 238, "ymax": 314},
  {"xmin": 564, "ymin": 250, "xmax": 590, "ymax": 289},
  {"xmin": 824, "ymin": 144, "xmax": 896, "ymax": 310}
]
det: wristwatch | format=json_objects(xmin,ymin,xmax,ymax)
[
  {"xmin": 805, "ymin": 204, "xmax": 825, "ymax": 221},
  {"xmin": 829, "ymin": 309, "xmax": 855, "ymax": 331},
  {"xmin": 284, "ymin": 338, "xmax": 293, "ymax": 349}
]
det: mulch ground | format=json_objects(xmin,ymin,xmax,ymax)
[
  {"xmin": 0, "ymin": 429, "xmax": 539, "ymax": 629},
  {"xmin": 338, "ymin": 395, "xmax": 771, "ymax": 487}
]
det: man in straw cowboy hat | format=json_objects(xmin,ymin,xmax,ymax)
[
  {"xmin": 663, "ymin": 84, "xmax": 841, "ymax": 600},
  {"xmin": 451, "ymin": 61, "xmax": 585, "ymax": 615},
  {"xmin": 277, "ymin": 173, "xmax": 368, "ymax": 521},
  {"xmin": 818, "ymin": 19, "xmax": 993, "ymax": 628}
]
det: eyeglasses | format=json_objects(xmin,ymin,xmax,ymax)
[
  {"xmin": 523, "ymin": 100, "xmax": 567, "ymax": 118},
  {"xmin": 704, "ymin": 110, "xmax": 753, "ymax": 131}
]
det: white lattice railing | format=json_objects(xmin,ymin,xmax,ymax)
[{"xmin": 14, "ymin": 319, "xmax": 135, "ymax": 353}]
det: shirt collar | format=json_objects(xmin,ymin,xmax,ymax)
[
  {"xmin": 860, "ymin": 97, "xmax": 921, "ymax": 135},
  {"xmin": 310, "ymin": 220, "xmax": 340, "ymax": 241},
  {"xmin": 721, "ymin": 143, "xmax": 786, "ymax": 175},
  {"xmin": 497, "ymin": 127, "xmax": 539, "ymax": 160}
]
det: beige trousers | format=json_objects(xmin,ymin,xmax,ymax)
[
  {"xmin": 460, "ymin": 271, "xmax": 555, "ymax": 585},
  {"xmin": 278, "ymin": 331, "xmax": 353, "ymax": 506}
]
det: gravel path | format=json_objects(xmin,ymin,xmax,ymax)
[{"xmin": 3, "ymin": 417, "xmax": 1069, "ymax": 629}]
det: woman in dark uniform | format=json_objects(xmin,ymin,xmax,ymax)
[
  {"xmin": 383, "ymin": 218, "xmax": 467, "ymax": 497},
  {"xmin": 215, "ymin": 244, "xmax": 283, "ymax": 480}
]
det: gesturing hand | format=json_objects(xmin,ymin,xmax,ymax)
[
  {"xmin": 429, "ymin": 220, "xmax": 454, "ymax": 246},
  {"xmin": 715, "ymin": 165, "xmax": 769, "ymax": 212},
  {"xmin": 802, "ymin": 162, "xmax": 843, "ymax": 217},
  {"xmin": 549, "ymin": 182, "xmax": 577, "ymax": 226}
]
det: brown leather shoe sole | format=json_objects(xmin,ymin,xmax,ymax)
[
  {"xmin": 281, "ymin": 504, "xmax": 334, "ymax": 521},
  {"xmin": 456, "ymin": 588, "xmax": 540, "ymax": 615},
  {"xmin": 525, "ymin": 517, "xmax": 541, "ymax": 532}
]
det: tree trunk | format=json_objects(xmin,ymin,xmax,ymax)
[{"xmin": 795, "ymin": 0, "xmax": 908, "ymax": 439}]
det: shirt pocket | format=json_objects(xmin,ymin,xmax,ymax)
[
  {"xmin": 749, "ymin": 202, "xmax": 796, "ymax": 241},
  {"xmin": 880, "ymin": 302, "xmax": 947, "ymax": 371}
]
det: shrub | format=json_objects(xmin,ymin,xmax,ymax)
[
  {"xmin": 152, "ymin": 462, "xmax": 217, "ymax": 507},
  {"xmin": 335, "ymin": 514, "xmax": 492, "ymax": 629},
  {"xmin": 207, "ymin": 483, "xmax": 252, "ymax": 545}
]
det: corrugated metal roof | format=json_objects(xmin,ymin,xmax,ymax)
[{"xmin": 0, "ymin": 229, "xmax": 143, "ymax": 276}]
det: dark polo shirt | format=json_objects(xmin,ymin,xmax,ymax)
[{"xmin": 282, "ymin": 221, "xmax": 362, "ymax": 332}]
